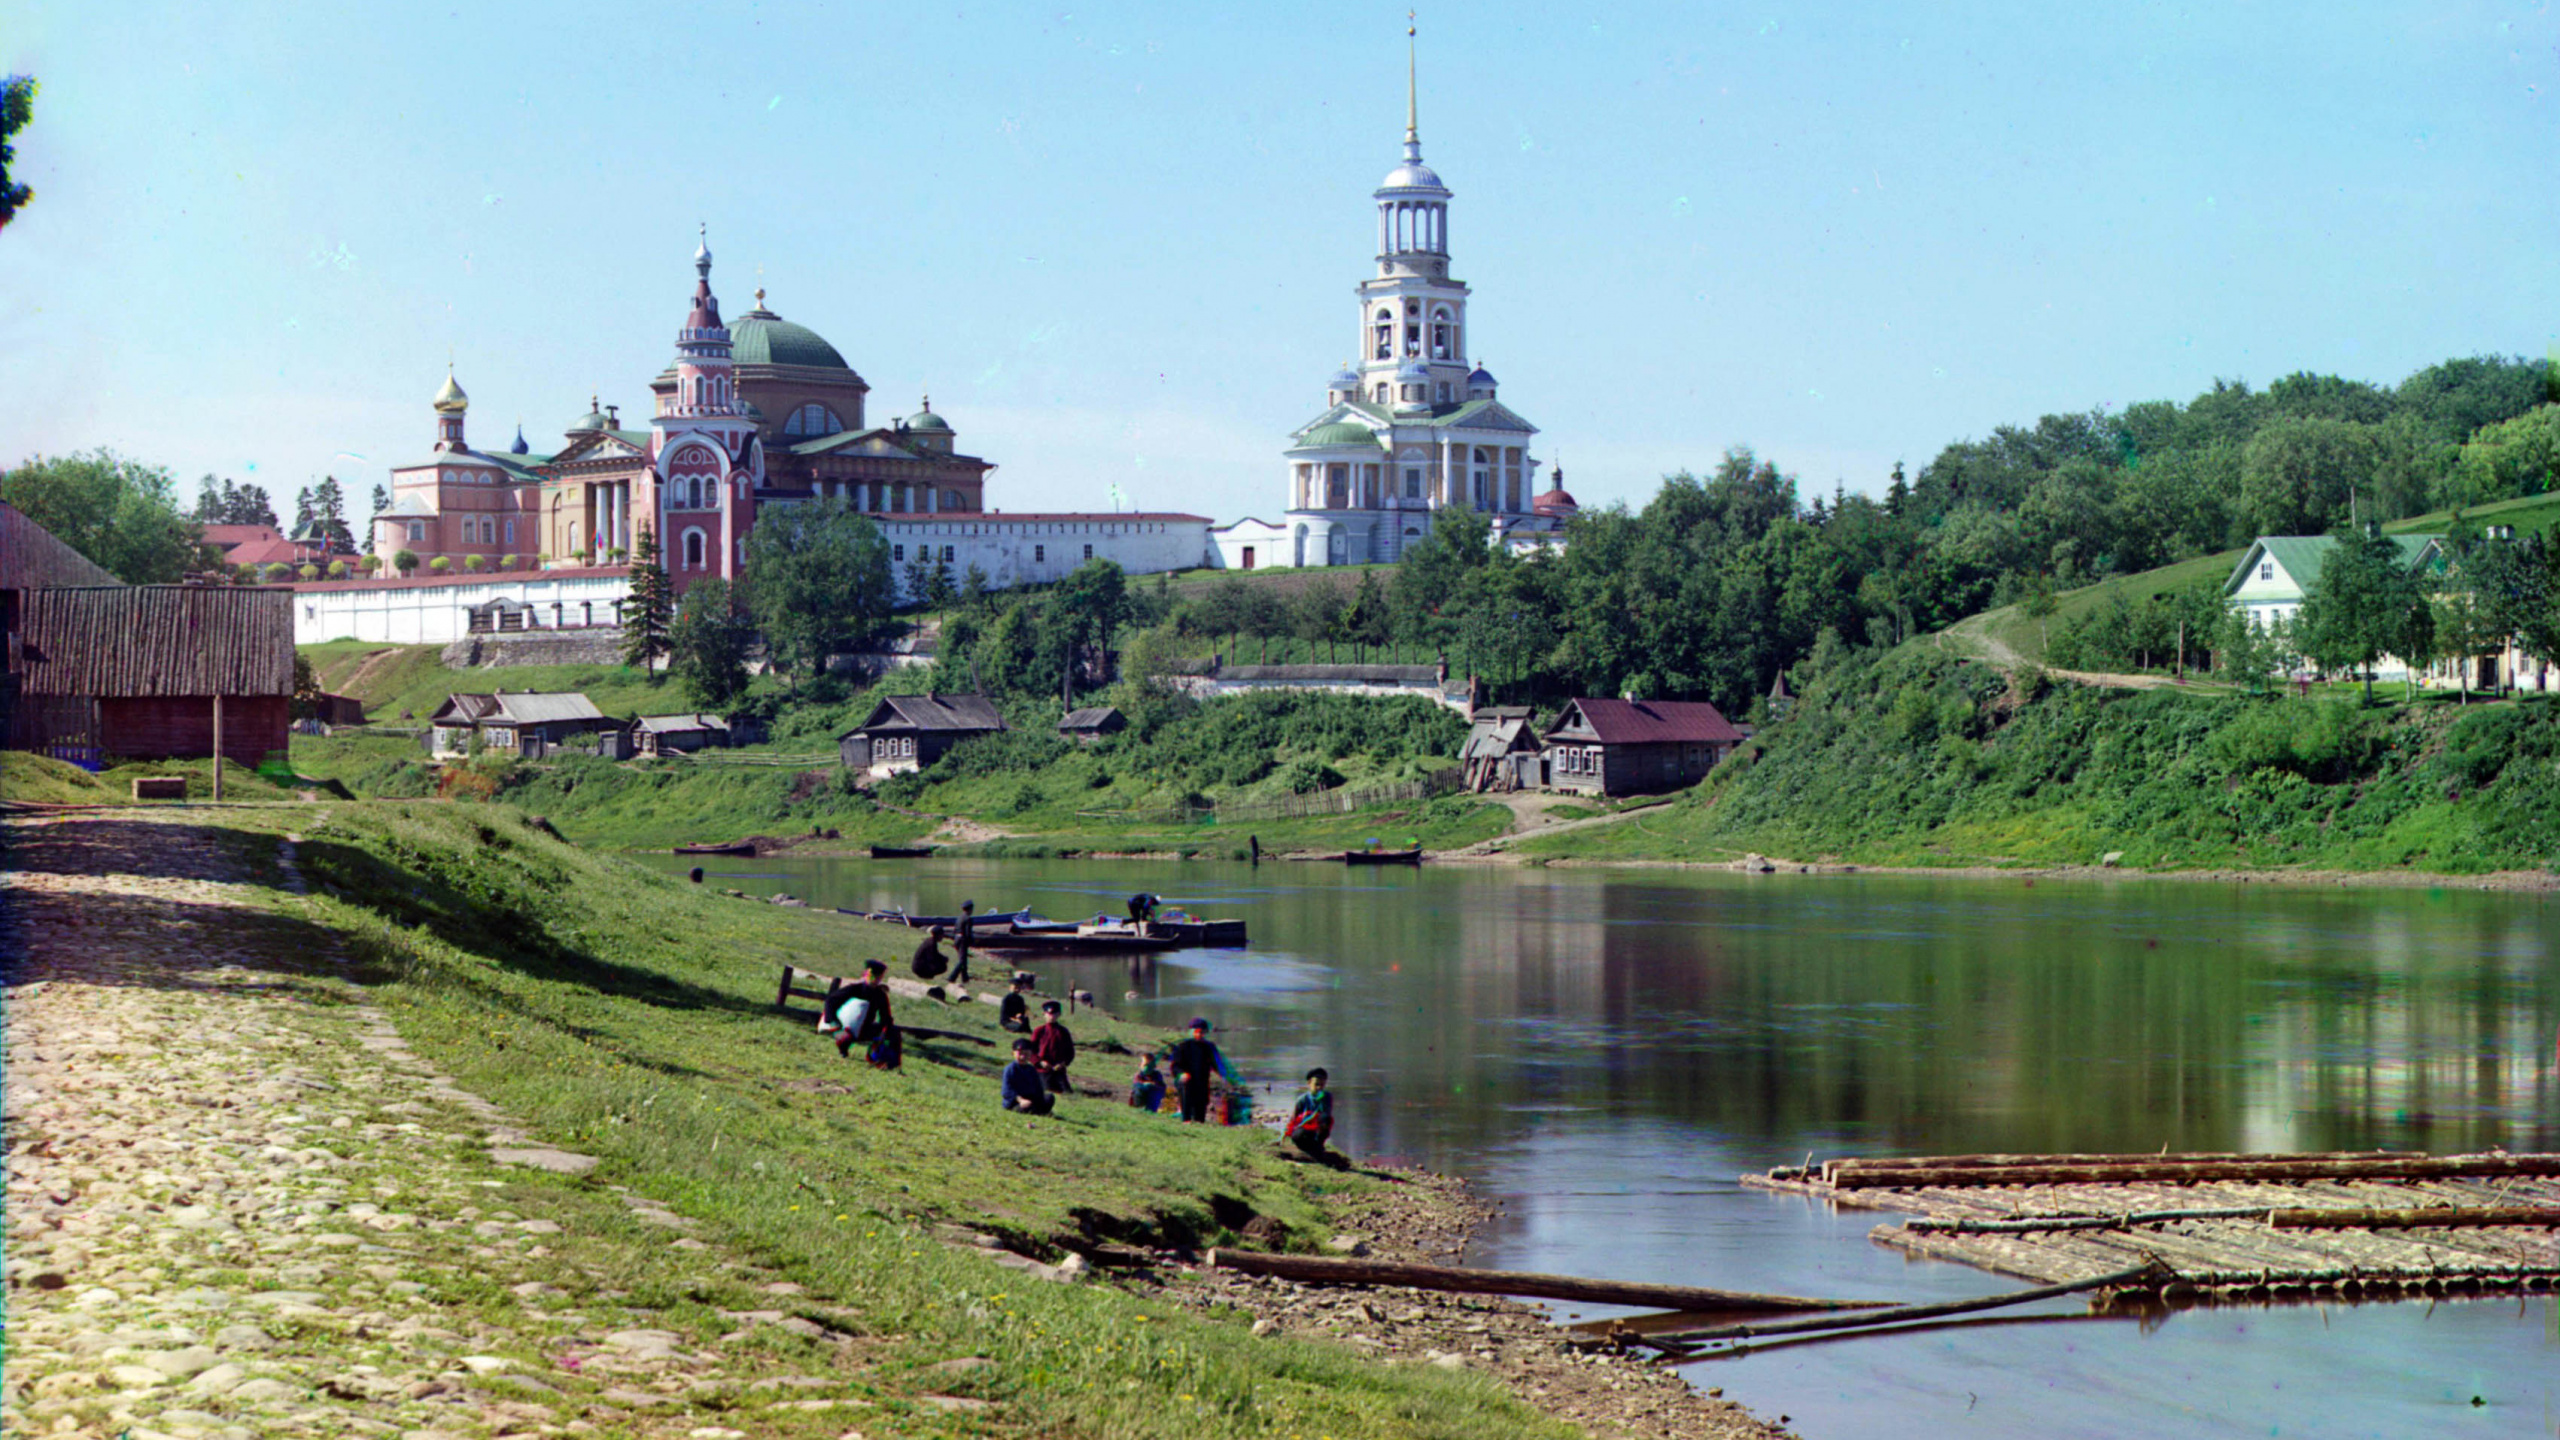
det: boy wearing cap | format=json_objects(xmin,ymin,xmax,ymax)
[
  {"xmin": 999, "ymin": 972, "xmax": 1036, "ymax": 1034},
  {"xmin": 1169, "ymin": 1017, "xmax": 1229, "ymax": 1124},
  {"xmin": 1030, "ymin": 999, "xmax": 1077, "ymax": 1096},
  {"xmin": 1000, "ymin": 1038, "xmax": 1053, "ymax": 1115}
]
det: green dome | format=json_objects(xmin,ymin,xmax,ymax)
[
  {"xmin": 908, "ymin": 409, "xmax": 952, "ymax": 433},
  {"xmin": 730, "ymin": 309, "xmax": 849, "ymax": 370},
  {"xmin": 1297, "ymin": 421, "xmax": 1383, "ymax": 449}
]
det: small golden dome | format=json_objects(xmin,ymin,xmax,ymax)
[{"xmin": 433, "ymin": 370, "xmax": 469, "ymax": 414}]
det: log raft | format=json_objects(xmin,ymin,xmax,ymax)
[
  {"xmin": 1204, "ymin": 1249, "xmax": 1878, "ymax": 1314},
  {"xmin": 1745, "ymin": 1151, "xmax": 2560, "ymax": 1303}
]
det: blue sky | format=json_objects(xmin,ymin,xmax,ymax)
[{"xmin": 4, "ymin": 1, "xmax": 2554, "ymax": 524}]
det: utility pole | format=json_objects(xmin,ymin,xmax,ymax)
[{"xmin": 211, "ymin": 694, "xmax": 223, "ymax": 801}]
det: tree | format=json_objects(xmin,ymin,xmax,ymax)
[
  {"xmin": 0, "ymin": 450, "xmax": 204, "ymax": 582},
  {"xmin": 620, "ymin": 524, "xmax": 674, "ymax": 678},
  {"xmin": 310, "ymin": 475, "xmax": 355, "ymax": 553},
  {"xmin": 744, "ymin": 496, "xmax": 894, "ymax": 679},
  {"xmin": 669, "ymin": 577, "xmax": 753, "ymax": 710},
  {"xmin": 1292, "ymin": 575, "xmax": 1346, "ymax": 663},
  {"xmin": 1054, "ymin": 558, "xmax": 1130, "ymax": 683},
  {"xmin": 0, "ymin": 75, "xmax": 35, "ymax": 231},
  {"xmin": 2294, "ymin": 529, "xmax": 2426, "ymax": 704},
  {"xmin": 2239, "ymin": 416, "xmax": 2381, "ymax": 536},
  {"xmin": 293, "ymin": 485, "xmax": 316, "ymax": 535},
  {"xmin": 392, "ymin": 549, "xmax": 419, "ymax": 575},
  {"xmin": 1347, "ymin": 569, "xmax": 1393, "ymax": 661},
  {"xmin": 369, "ymin": 483, "xmax": 390, "ymax": 537}
]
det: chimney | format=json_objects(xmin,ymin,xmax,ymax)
[{"xmin": 605, "ymin": 404, "xmax": 620, "ymax": 427}]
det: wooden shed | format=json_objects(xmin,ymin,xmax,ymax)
[
  {"xmin": 427, "ymin": 691, "xmax": 622, "ymax": 760},
  {"xmin": 9, "ymin": 585, "xmax": 296, "ymax": 767},
  {"xmin": 634, "ymin": 713, "xmax": 731, "ymax": 756},
  {"xmin": 1543, "ymin": 697, "xmax": 1744, "ymax": 797},
  {"xmin": 838, "ymin": 693, "xmax": 1007, "ymax": 776},
  {"xmin": 1057, "ymin": 705, "xmax": 1126, "ymax": 744}
]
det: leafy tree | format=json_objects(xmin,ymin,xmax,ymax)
[
  {"xmin": 669, "ymin": 576, "xmax": 754, "ymax": 711},
  {"xmin": 1292, "ymin": 574, "xmax": 1346, "ymax": 663},
  {"xmin": 392, "ymin": 549, "xmax": 419, "ymax": 575},
  {"xmin": 2239, "ymin": 415, "xmax": 2379, "ymax": 536},
  {"xmin": 1054, "ymin": 558, "xmax": 1130, "ymax": 680},
  {"xmin": 620, "ymin": 524, "xmax": 674, "ymax": 678},
  {"xmin": 1347, "ymin": 569, "xmax": 1393, "ymax": 661},
  {"xmin": 2294, "ymin": 529, "xmax": 2426, "ymax": 704},
  {"xmin": 0, "ymin": 450, "xmax": 203, "ymax": 581},
  {"xmin": 744, "ymin": 496, "xmax": 893, "ymax": 678},
  {"xmin": 369, "ymin": 483, "xmax": 389, "ymax": 538},
  {"xmin": 0, "ymin": 75, "xmax": 34, "ymax": 231}
]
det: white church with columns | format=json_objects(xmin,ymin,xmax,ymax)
[{"xmin": 1213, "ymin": 43, "xmax": 1575, "ymax": 571}]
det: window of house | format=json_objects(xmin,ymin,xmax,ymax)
[
  {"xmin": 941, "ymin": 545, "xmax": 955, "ymax": 562},
  {"xmin": 1404, "ymin": 468, "xmax": 1422, "ymax": 499},
  {"xmin": 893, "ymin": 544, "xmax": 905, "ymax": 562},
  {"xmin": 407, "ymin": 521, "xmax": 424, "ymax": 542},
  {"xmin": 2259, "ymin": 562, "xmax": 2274, "ymax": 581},
  {"xmin": 1035, "ymin": 544, "xmax": 1045, "ymax": 563},
  {"xmin": 1083, "ymin": 544, "xmax": 1094, "ymax": 560}
]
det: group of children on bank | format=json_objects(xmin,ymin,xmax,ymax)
[{"xmin": 822, "ymin": 960, "xmax": 1338, "ymax": 1160}]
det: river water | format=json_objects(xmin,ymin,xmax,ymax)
[{"xmin": 638, "ymin": 853, "xmax": 2560, "ymax": 1438}]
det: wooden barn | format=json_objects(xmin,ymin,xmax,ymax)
[
  {"xmin": 838, "ymin": 693, "xmax": 1006, "ymax": 776},
  {"xmin": 1461, "ymin": 706, "xmax": 1544, "ymax": 791},
  {"xmin": 1543, "ymin": 697, "xmax": 1744, "ymax": 797},
  {"xmin": 426, "ymin": 691, "xmax": 621, "ymax": 759},
  {"xmin": 633, "ymin": 713, "xmax": 731, "ymax": 756},
  {"xmin": 1057, "ymin": 705, "xmax": 1126, "ymax": 744},
  {"xmin": 8, "ymin": 585, "xmax": 296, "ymax": 768}
]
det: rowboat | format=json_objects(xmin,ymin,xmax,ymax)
[
  {"xmin": 1342, "ymin": 847, "xmax": 1423, "ymax": 866},
  {"xmin": 674, "ymin": 840, "xmax": 757, "ymax": 856},
  {"xmin": 974, "ymin": 922, "xmax": 1182, "ymax": 955},
  {"xmin": 838, "ymin": 906, "xmax": 1040, "ymax": 929},
  {"xmin": 870, "ymin": 844, "xmax": 937, "ymax": 859}
]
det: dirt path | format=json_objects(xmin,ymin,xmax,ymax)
[
  {"xmin": 1, "ymin": 814, "xmax": 926, "ymax": 1439},
  {"xmin": 1439, "ymin": 798, "xmax": 1672, "ymax": 859},
  {"xmin": 1933, "ymin": 615, "xmax": 2221, "ymax": 692}
]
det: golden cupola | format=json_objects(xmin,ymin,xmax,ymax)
[{"xmin": 432, "ymin": 370, "xmax": 470, "ymax": 414}]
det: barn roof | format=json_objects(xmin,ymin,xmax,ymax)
[
  {"xmin": 0, "ymin": 502, "xmax": 121, "ymax": 590},
  {"xmin": 430, "ymin": 692, "xmax": 608, "ymax": 726},
  {"xmin": 14, "ymin": 586, "xmax": 294, "ymax": 697},
  {"xmin": 1059, "ymin": 706, "xmax": 1123, "ymax": 730},
  {"xmin": 635, "ymin": 713, "xmax": 728, "ymax": 734},
  {"xmin": 1551, "ymin": 698, "xmax": 1746, "ymax": 745}
]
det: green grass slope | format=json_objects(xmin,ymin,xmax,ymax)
[
  {"xmin": 1520, "ymin": 647, "xmax": 2560, "ymax": 875},
  {"xmin": 304, "ymin": 639, "xmax": 675, "ymax": 722},
  {"xmin": 238, "ymin": 801, "xmax": 1570, "ymax": 1439}
]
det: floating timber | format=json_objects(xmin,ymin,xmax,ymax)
[
  {"xmin": 1204, "ymin": 1249, "xmax": 1878, "ymax": 1314},
  {"xmin": 1745, "ymin": 1151, "xmax": 2560, "ymax": 1303}
]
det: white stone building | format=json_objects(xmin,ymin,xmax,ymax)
[
  {"xmin": 878, "ymin": 513, "xmax": 1214, "ymax": 598},
  {"xmin": 1222, "ymin": 46, "xmax": 1573, "ymax": 570},
  {"xmin": 290, "ymin": 567, "xmax": 633, "ymax": 646}
]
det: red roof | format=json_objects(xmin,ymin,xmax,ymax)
[
  {"xmin": 204, "ymin": 523, "xmax": 285, "ymax": 548},
  {"xmin": 1556, "ymin": 698, "xmax": 1744, "ymax": 745},
  {"xmin": 221, "ymin": 537, "xmax": 302, "ymax": 567}
]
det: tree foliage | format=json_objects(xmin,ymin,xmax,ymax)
[
  {"xmin": 0, "ymin": 75, "xmax": 34, "ymax": 230},
  {"xmin": 1, "ymin": 450, "xmax": 203, "ymax": 582},
  {"xmin": 192, "ymin": 476, "xmax": 280, "ymax": 528},
  {"xmin": 620, "ymin": 525, "xmax": 675, "ymax": 678},
  {"xmin": 669, "ymin": 576, "xmax": 753, "ymax": 711},
  {"xmin": 2295, "ymin": 529, "xmax": 2430, "ymax": 703},
  {"xmin": 743, "ymin": 496, "xmax": 893, "ymax": 678}
]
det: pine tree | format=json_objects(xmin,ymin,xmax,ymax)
[
  {"xmin": 369, "ymin": 484, "xmax": 389, "ymax": 540},
  {"xmin": 620, "ymin": 524, "xmax": 674, "ymax": 680},
  {"xmin": 293, "ymin": 485, "xmax": 315, "ymax": 534},
  {"xmin": 312, "ymin": 475, "xmax": 354, "ymax": 553}
]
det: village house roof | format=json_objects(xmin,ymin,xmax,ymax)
[
  {"xmin": 635, "ymin": 713, "xmax": 729, "ymax": 735},
  {"xmin": 430, "ymin": 692, "xmax": 608, "ymax": 727},
  {"xmin": 0, "ymin": 502, "xmax": 121, "ymax": 591},
  {"xmin": 1058, "ymin": 706, "xmax": 1124, "ymax": 731},
  {"xmin": 1549, "ymin": 697, "xmax": 1746, "ymax": 746},
  {"xmin": 1463, "ymin": 712, "xmax": 1541, "ymax": 759},
  {"xmin": 2224, "ymin": 534, "xmax": 2442, "ymax": 597},
  {"xmin": 839, "ymin": 693, "xmax": 1007, "ymax": 739},
  {"xmin": 14, "ymin": 586, "xmax": 294, "ymax": 698}
]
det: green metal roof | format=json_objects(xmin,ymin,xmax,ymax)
[
  {"xmin": 2227, "ymin": 534, "xmax": 2443, "ymax": 596},
  {"xmin": 730, "ymin": 312, "xmax": 850, "ymax": 370},
  {"xmin": 1294, "ymin": 421, "xmax": 1385, "ymax": 448}
]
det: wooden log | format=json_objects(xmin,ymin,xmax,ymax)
[
  {"xmin": 1826, "ymin": 1150, "xmax": 2395, "ymax": 1178},
  {"xmin": 1643, "ymin": 1260, "xmax": 2166, "ymax": 1352},
  {"xmin": 2271, "ymin": 1207, "xmax": 2560, "ymax": 1230},
  {"xmin": 1203, "ymin": 1249, "xmax": 1878, "ymax": 1314},
  {"xmin": 1902, "ymin": 1205, "xmax": 2274, "ymax": 1234},
  {"xmin": 1829, "ymin": 1153, "xmax": 2560, "ymax": 1190}
]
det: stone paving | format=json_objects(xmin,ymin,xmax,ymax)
[{"xmin": 2, "ymin": 814, "xmax": 925, "ymax": 1440}]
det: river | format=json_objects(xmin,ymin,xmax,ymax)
[{"xmin": 637, "ymin": 852, "xmax": 2560, "ymax": 1438}]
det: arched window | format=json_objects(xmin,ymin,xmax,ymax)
[
  {"xmin": 683, "ymin": 529, "xmax": 706, "ymax": 569},
  {"xmin": 784, "ymin": 403, "xmax": 843, "ymax": 437},
  {"xmin": 1373, "ymin": 308, "xmax": 1394, "ymax": 360},
  {"xmin": 1431, "ymin": 308, "xmax": 1451, "ymax": 359}
]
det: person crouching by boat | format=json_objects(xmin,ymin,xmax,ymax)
[
  {"xmin": 822, "ymin": 960, "xmax": 899, "ymax": 1068},
  {"xmin": 1030, "ymin": 999, "xmax": 1076, "ymax": 1096},
  {"xmin": 1284, "ymin": 1068, "xmax": 1336, "ymax": 1161},
  {"xmin": 999, "ymin": 971, "xmax": 1037, "ymax": 1033},
  {"xmin": 1128, "ymin": 1051, "xmax": 1167, "ymax": 1112},
  {"xmin": 911, "ymin": 928, "xmax": 950, "ymax": 981},
  {"xmin": 1000, "ymin": 1038, "xmax": 1053, "ymax": 1116},
  {"xmin": 1170, "ymin": 1017, "xmax": 1231, "ymax": 1124},
  {"xmin": 1127, "ymin": 892, "xmax": 1159, "ymax": 932}
]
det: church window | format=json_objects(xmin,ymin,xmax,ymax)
[
  {"xmin": 683, "ymin": 530, "xmax": 705, "ymax": 568},
  {"xmin": 1035, "ymin": 545, "xmax": 1045, "ymax": 563},
  {"xmin": 1404, "ymin": 467, "xmax": 1422, "ymax": 499},
  {"xmin": 504, "ymin": 518, "xmax": 515, "ymax": 545},
  {"xmin": 1437, "ymin": 383, "xmax": 1450, "ymax": 404},
  {"xmin": 1431, "ymin": 309, "xmax": 1450, "ymax": 358},
  {"xmin": 785, "ymin": 403, "xmax": 844, "ymax": 437},
  {"xmin": 1373, "ymin": 309, "xmax": 1394, "ymax": 360},
  {"xmin": 893, "ymin": 544, "xmax": 905, "ymax": 562},
  {"xmin": 1084, "ymin": 544, "xmax": 1094, "ymax": 560},
  {"xmin": 1373, "ymin": 385, "xmax": 1387, "ymax": 404},
  {"xmin": 407, "ymin": 521, "xmax": 424, "ymax": 543},
  {"xmin": 941, "ymin": 545, "xmax": 955, "ymax": 562}
]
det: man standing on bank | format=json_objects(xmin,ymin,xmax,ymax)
[{"xmin": 1170, "ymin": 1016, "xmax": 1229, "ymax": 1124}]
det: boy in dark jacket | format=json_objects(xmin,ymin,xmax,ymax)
[
  {"xmin": 823, "ymin": 960, "xmax": 896, "ymax": 1063},
  {"xmin": 1169, "ymin": 1017, "xmax": 1229, "ymax": 1123},
  {"xmin": 1000, "ymin": 1038, "xmax": 1053, "ymax": 1115},
  {"xmin": 999, "ymin": 972, "xmax": 1036, "ymax": 1033},
  {"xmin": 1284, "ymin": 1067, "xmax": 1336, "ymax": 1160},
  {"xmin": 1029, "ymin": 1000, "xmax": 1076, "ymax": 1095}
]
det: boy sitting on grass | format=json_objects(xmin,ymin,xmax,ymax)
[
  {"xmin": 1000, "ymin": 1038, "xmax": 1054, "ymax": 1116},
  {"xmin": 1284, "ymin": 1067, "xmax": 1337, "ymax": 1162}
]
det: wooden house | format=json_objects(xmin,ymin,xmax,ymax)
[
  {"xmin": 1461, "ymin": 706, "xmax": 1544, "ymax": 791},
  {"xmin": 634, "ymin": 713, "xmax": 731, "ymax": 756},
  {"xmin": 1057, "ymin": 705, "xmax": 1126, "ymax": 744},
  {"xmin": 837, "ymin": 693, "xmax": 1006, "ymax": 776},
  {"xmin": 1543, "ymin": 697, "xmax": 1744, "ymax": 797},
  {"xmin": 9, "ymin": 585, "xmax": 295, "ymax": 767},
  {"xmin": 426, "ymin": 691, "xmax": 619, "ymax": 759}
]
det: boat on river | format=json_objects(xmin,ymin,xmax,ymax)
[
  {"xmin": 1008, "ymin": 910, "xmax": 1248, "ymax": 947},
  {"xmin": 839, "ymin": 905, "xmax": 1041, "ymax": 929},
  {"xmin": 869, "ymin": 844, "xmax": 937, "ymax": 859},
  {"xmin": 1342, "ymin": 847, "xmax": 1423, "ymax": 866},
  {"xmin": 673, "ymin": 840, "xmax": 757, "ymax": 857},
  {"xmin": 972, "ymin": 921, "xmax": 1183, "ymax": 955}
]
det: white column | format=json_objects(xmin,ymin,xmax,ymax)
[{"xmin": 928, "ymin": 484, "xmax": 939, "ymax": 515}]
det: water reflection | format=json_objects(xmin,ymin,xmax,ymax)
[{"xmin": 640, "ymin": 854, "xmax": 2559, "ymax": 1438}]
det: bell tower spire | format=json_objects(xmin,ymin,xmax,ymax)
[{"xmin": 1405, "ymin": 12, "xmax": 1420, "ymax": 159}]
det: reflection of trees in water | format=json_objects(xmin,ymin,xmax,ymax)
[{"xmin": 1287, "ymin": 874, "xmax": 2557, "ymax": 1163}]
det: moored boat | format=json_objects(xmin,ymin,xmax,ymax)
[
  {"xmin": 1343, "ymin": 847, "xmax": 1423, "ymax": 866},
  {"xmin": 674, "ymin": 840, "xmax": 757, "ymax": 856},
  {"xmin": 870, "ymin": 844, "xmax": 937, "ymax": 859}
]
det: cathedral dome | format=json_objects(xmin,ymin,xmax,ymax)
[
  {"xmin": 1467, "ymin": 364, "xmax": 1497, "ymax": 388},
  {"xmin": 570, "ymin": 396, "xmax": 609, "ymax": 433},
  {"xmin": 1298, "ymin": 421, "xmax": 1383, "ymax": 449},
  {"xmin": 433, "ymin": 371, "xmax": 469, "ymax": 414},
  {"xmin": 908, "ymin": 396, "xmax": 952, "ymax": 433},
  {"xmin": 1534, "ymin": 475, "xmax": 1578, "ymax": 516},
  {"xmin": 1395, "ymin": 356, "xmax": 1432, "ymax": 383},
  {"xmin": 1329, "ymin": 363, "xmax": 1361, "ymax": 391},
  {"xmin": 1378, "ymin": 160, "xmax": 1446, "ymax": 193},
  {"xmin": 729, "ymin": 305, "xmax": 851, "ymax": 370}
]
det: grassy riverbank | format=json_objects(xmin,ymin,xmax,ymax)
[
  {"xmin": 1517, "ymin": 645, "xmax": 2560, "ymax": 875},
  {"xmin": 173, "ymin": 799, "xmax": 1580, "ymax": 1438}
]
